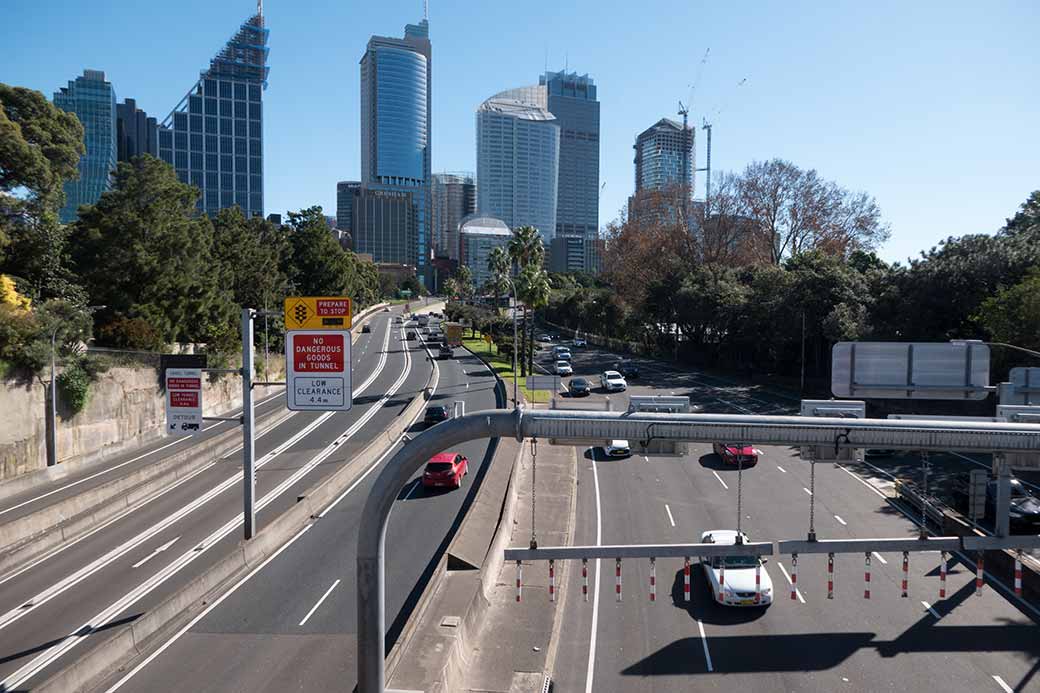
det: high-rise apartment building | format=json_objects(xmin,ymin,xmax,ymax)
[
  {"xmin": 157, "ymin": 12, "xmax": 269, "ymax": 218},
  {"xmin": 359, "ymin": 17, "xmax": 431, "ymax": 286},
  {"xmin": 633, "ymin": 117, "xmax": 694, "ymax": 193},
  {"xmin": 337, "ymin": 181, "xmax": 361, "ymax": 236},
  {"xmin": 53, "ymin": 70, "xmax": 117, "ymax": 223},
  {"xmin": 431, "ymin": 172, "xmax": 475, "ymax": 262},
  {"xmin": 116, "ymin": 98, "xmax": 157, "ymax": 163},
  {"xmin": 541, "ymin": 71, "xmax": 599, "ymax": 244},
  {"xmin": 476, "ymin": 89, "xmax": 559, "ymax": 243}
]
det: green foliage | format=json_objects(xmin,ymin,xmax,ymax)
[
  {"xmin": 283, "ymin": 206, "xmax": 380, "ymax": 308},
  {"xmin": 975, "ymin": 270, "xmax": 1040, "ymax": 351},
  {"xmin": 398, "ymin": 274, "xmax": 426, "ymax": 298},
  {"xmin": 57, "ymin": 359, "xmax": 91, "ymax": 414},
  {"xmin": 97, "ymin": 316, "xmax": 164, "ymax": 351}
]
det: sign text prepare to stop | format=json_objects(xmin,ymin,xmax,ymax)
[
  {"xmin": 286, "ymin": 330, "xmax": 352, "ymax": 411},
  {"xmin": 284, "ymin": 296, "xmax": 353, "ymax": 331}
]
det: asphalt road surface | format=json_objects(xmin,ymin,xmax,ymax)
[
  {"xmin": 90, "ymin": 320, "xmax": 501, "ymax": 692},
  {"xmin": 535, "ymin": 338, "xmax": 1040, "ymax": 693}
]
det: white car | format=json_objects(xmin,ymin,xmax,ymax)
[
  {"xmin": 600, "ymin": 370, "xmax": 627, "ymax": 392},
  {"xmin": 554, "ymin": 360, "xmax": 573, "ymax": 376},
  {"xmin": 573, "ymin": 337, "xmax": 587, "ymax": 347},
  {"xmin": 604, "ymin": 440, "xmax": 631, "ymax": 457},
  {"xmin": 700, "ymin": 530, "xmax": 773, "ymax": 607}
]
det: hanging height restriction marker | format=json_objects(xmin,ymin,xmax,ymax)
[{"xmin": 286, "ymin": 330, "xmax": 352, "ymax": 411}]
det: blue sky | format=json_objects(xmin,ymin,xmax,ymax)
[{"xmin": 4, "ymin": 0, "xmax": 1037, "ymax": 263}]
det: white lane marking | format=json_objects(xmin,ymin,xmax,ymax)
[
  {"xmin": 298, "ymin": 579, "xmax": 341, "ymax": 626},
  {"xmin": 711, "ymin": 471, "xmax": 729, "ymax": 490},
  {"xmin": 0, "ymin": 391, "xmax": 283, "ymax": 518},
  {"xmin": 103, "ymin": 524, "xmax": 313, "ymax": 692},
  {"xmin": 696, "ymin": 619, "xmax": 714, "ymax": 672},
  {"xmin": 921, "ymin": 601, "xmax": 940, "ymax": 619},
  {"xmin": 835, "ymin": 463, "xmax": 888, "ymax": 500},
  {"xmin": 993, "ymin": 675, "xmax": 1013, "ymax": 693},
  {"xmin": 665, "ymin": 504, "xmax": 676, "ymax": 527},
  {"xmin": 872, "ymin": 552, "xmax": 888, "ymax": 565},
  {"xmin": 0, "ymin": 322, "xmax": 410, "ymax": 689},
  {"xmin": 776, "ymin": 561, "xmax": 806, "ymax": 603},
  {"xmin": 803, "ymin": 487, "xmax": 813, "ymax": 496},
  {"xmin": 834, "ymin": 515, "xmax": 847, "ymax": 526},
  {"xmin": 776, "ymin": 465, "xmax": 787, "ymax": 473},
  {"xmin": 584, "ymin": 450, "xmax": 603, "ymax": 693},
  {"xmin": 130, "ymin": 536, "xmax": 180, "ymax": 569},
  {"xmin": 716, "ymin": 397, "xmax": 753, "ymax": 414},
  {"xmin": 403, "ymin": 478, "xmax": 422, "ymax": 500},
  {"xmin": 642, "ymin": 455, "xmax": 649, "ymax": 462}
]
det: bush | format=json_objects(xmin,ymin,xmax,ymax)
[
  {"xmin": 0, "ymin": 304, "xmax": 46, "ymax": 373},
  {"xmin": 57, "ymin": 360, "xmax": 91, "ymax": 414},
  {"xmin": 97, "ymin": 317, "xmax": 164, "ymax": 351}
]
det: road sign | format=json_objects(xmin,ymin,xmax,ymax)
[
  {"xmin": 1001, "ymin": 367, "xmax": 1040, "ymax": 406},
  {"xmin": 526, "ymin": 375, "xmax": 560, "ymax": 392},
  {"xmin": 165, "ymin": 368, "xmax": 203, "ymax": 435},
  {"xmin": 286, "ymin": 330, "xmax": 352, "ymax": 411},
  {"xmin": 831, "ymin": 341, "xmax": 990, "ymax": 400},
  {"xmin": 283, "ymin": 296, "xmax": 352, "ymax": 331}
]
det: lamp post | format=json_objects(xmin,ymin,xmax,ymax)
[
  {"xmin": 47, "ymin": 304, "xmax": 106, "ymax": 467},
  {"xmin": 502, "ymin": 277, "xmax": 519, "ymax": 408}
]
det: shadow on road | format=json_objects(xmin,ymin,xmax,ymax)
[{"xmin": 668, "ymin": 569, "xmax": 768, "ymax": 626}]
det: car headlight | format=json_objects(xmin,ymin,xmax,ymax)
[{"xmin": 760, "ymin": 587, "xmax": 771, "ymax": 594}]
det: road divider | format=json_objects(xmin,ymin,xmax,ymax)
[{"xmin": 34, "ymin": 326, "xmax": 437, "ymax": 693}]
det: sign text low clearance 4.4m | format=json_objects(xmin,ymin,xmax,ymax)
[{"xmin": 287, "ymin": 330, "xmax": 352, "ymax": 411}]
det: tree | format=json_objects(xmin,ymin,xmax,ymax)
[
  {"xmin": 487, "ymin": 245, "xmax": 511, "ymax": 312},
  {"xmin": 453, "ymin": 265, "xmax": 474, "ymax": 299},
  {"xmin": 517, "ymin": 264, "xmax": 551, "ymax": 373},
  {"xmin": 508, "ymin": 226, "xmax": 544, "ymax": 377},
  {"xmin": 68, "ymin": 155, "xmax": 231, "ymax": 348},
  {"xmin": 737, "ymin": 159, "xmax": 889, "ymax": 264},
  {"xmin": 975, "ymin": 269, "xmax": 1040, "ymax": 352},
  {"xmin": 211, "ymin": 207, "xmax": 290, "ymax": 314}
]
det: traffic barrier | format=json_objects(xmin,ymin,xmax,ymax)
[
  {"xmin": 939, "ymin": 552, "xmax": 947, "ymax": 599},
  {"xmin": 864, "ymin": 553, "xmax": 871, "ymax": 599},
  {"xmin": 718, "ymin": 559, "xmax": 726, "ymax": 602},
  {"xmin": 649, "ymin": 557, "xmax": 656, "ymax": 602},
  {"xmin": 582, "ymin": 559, "xmax": 588, "ymax": 602},
  {"xmin": 901, "ymin": 551, "xmax": 909, "ymax": 598},
  {"xmin": 615, "ymin": 558, "xmax": 622, "ymax": 602},
  {"xmin": 827, "ymin": 553, "xmax": 834, "ymax": 600},
  {"xmin": 1015, "ymin": 553, "xmax": 1023, "ymax": 597},
  {"xmin": 976, "ymin": 553, "xmax": 984, "ymax": 596},
  {"xmin": 516, "ymin": 560, "xmax": 523, "ymax": 602},
  {"xmin": 683, "ymin": 557, "xmax": 691, "ymax": 602},
  {"xmin": 790, "ymin": 553, "xmax": 798, "ymax": 600},
  {"xmin": 755, "ymin": 561, "xmax": 762, "ymax": 604}
]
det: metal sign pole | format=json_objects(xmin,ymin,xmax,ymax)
[{"xmin": 242, "ymin": 308, "xmax": 256, "ymax": 540}]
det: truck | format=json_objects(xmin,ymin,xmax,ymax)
[{"xmin": 443, "ymin": 322, "xmax": 464, "ymax": 348}]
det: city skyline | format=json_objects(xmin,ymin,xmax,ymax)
[{"xmin": 4, "ymin": 0, "xmax": 1037, "ymax": 262}]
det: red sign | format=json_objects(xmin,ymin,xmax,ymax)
[
  {"xmin": 293, "ymin": 333, "xmax": 345, "ymax": 372},
  {"xmin": 316, "ymin": 299, "xmax": 351, "ymax": 317},
  {"xmin": 168, "ymin": 377, "xmax": 201, "ymax": 390},
  {"xmin": 170, "ymin": 391, "xmax": 199, "ymax": 408}
]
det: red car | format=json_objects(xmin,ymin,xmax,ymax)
[
  {"xmin": 422, "ymin": 452, "xmax": 469, "ymax": 489},
  {"xmin": 713, "ymin": 443, "xmax": 758, "ymax": 466}
]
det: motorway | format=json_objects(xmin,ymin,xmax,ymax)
[
  {"xmin": 536, "ymin": 340, "xmax": 1040, "ymax": 692},
  {"xmin": 0, "ymin": 305, "xmax": 440, "ymax": 691},
  {"xmin": 88, "ymin": 318, "xmax": 500, "ymax": 692}
]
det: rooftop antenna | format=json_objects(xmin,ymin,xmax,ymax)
[
  {"xmin": 424, "ymin": 0, "xmax": 429, "ymax": 20},
  {"xmin": 257, "ymin": 0, "xmax": 262, "ymax": 18}
]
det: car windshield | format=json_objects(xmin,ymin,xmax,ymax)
[
  {"xmin": 571, "ymin": 379, "xmax": 588, "ymax": 387},
  {"xmin": 710, "ymin": 556, "xmax": 760, "ymax": 569},
  {"xmin": 426, "ymin": 462, "xmax": 453, "ymax": 473},
  {"xmin": 604, "ymin": 371, "xmax": 621, "ymax": 379},
  {"xmin": 427, "ymin": 407, "xmax": 446, "ymax": 416}
]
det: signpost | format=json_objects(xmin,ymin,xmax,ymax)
[
  {"xmin": 831, "ymin": 341, "xmax": 991, "ymax": 400},
  {"xmin": 283, "ymin": 296, "xmax": 353, "ymax": 331},
  {"xmin": 286, "ymin": 330, "xmax": 352, "ymax": 411},
  {"xmin": 165, "ymin": 368, "xmax": 203, "ymax": 435}
]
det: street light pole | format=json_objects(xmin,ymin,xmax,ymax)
[
  {"xmin": 504, "ymin": 278, "xmax": 519, "ymax": 408},
  {"xmin": 47, "ymin": 326, "xmax": 58, "ymax": 466}
]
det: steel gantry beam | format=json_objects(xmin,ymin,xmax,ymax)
[
  {"xmin": 504, "ymin": 541, "xmax": 773, "ymax": 561},
  {"xmin": 355, "ymin": 407, "xmax": 1040, "ymax": 692}
]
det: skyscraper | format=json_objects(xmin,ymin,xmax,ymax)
[
  {"xmin": 476, "ymin": 89, "xmax": 559, "ymax": 243},
  {"xmin": 431, "ymin": 172, "xmax": 475, "ymax": 262},
  {"xmin": 359, "ymin": 17, "xmax": 431, "ymax": 286},
  {"xmin": 633, "ymin": 118, "xmax": 694, "ymax": 193},
  {"xmin": 541, "ymin": 71, "xmax": 599, "ymax": 244},
  {"xmin": 157, "ymin": 12, "xmax": 269, "ymax": 218},
  {"xmin": 53, "ymin": 70, "xmax": 117, "ymax": 223},
  {"xmin": 116, "ymin": 98, "xmax": 158, "ymax": 162},
  {"xmin": 337, "ymin": 181, "xmax": 361, "ymax": 237}
]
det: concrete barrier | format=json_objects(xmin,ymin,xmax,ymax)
[{"xmin": 34, "ymin": 323, "xmax": 436, "ymax": 693}]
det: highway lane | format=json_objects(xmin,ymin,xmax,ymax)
[
  {"xmin": 536, "ymin": 339, "xmax": 1040, "ymax": 692},
  {"xmin": 98, "ymin": 330, "xmax": 502, "ymax": 692},
  {"xmin": 0, "ymin": 307, "xmax": 432, "ymax": 691}
]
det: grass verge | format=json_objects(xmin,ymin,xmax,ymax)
[{"xmin": 461, "ymin": 333, "xmax": 549, "ymax": 404}]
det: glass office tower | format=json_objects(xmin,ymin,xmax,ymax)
[
  {"xmin": 157, "ymin": 13, "xmax": 269, "ymax": 218},
  {"xmin": 431, "ymin": 172, "xmax": 475, "ymax": 262},
  {"xmin": 360, "ymin": 18, "xmax": 432, "ymax": 286},
  {"xmin": 633, "ymin": 118, "xmax": 694, "ymax": 193},
  {"xmin": 53, "ymin": 70, "xmax": 117, "ymax": 223},
  {"xmin": 476, "ymin": 90, "xmax": 559, "ymax": 244}
]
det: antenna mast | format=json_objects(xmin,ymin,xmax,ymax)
[
  {"xmin": 424, "ymin": 0, "xmax": 429, "ymax": 20},
  {"xmin": 258, "ymin": 0, "xmax": 263, "ymax": 18}
]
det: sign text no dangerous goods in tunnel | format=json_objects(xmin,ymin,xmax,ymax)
[{"xmin": 286, "ymin": 330, "xmax": 352, "ymax": 411}]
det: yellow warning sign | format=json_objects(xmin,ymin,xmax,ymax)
[{"xmin": 283, "ymin": 296, "xmax": 353, "ymax": 330}]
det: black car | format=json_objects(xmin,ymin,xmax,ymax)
[
  {"xmin": 406, "ymin": 330, "xmax": 416, "ymax": 340},
  {"xmin": 362, "ymin": 324, "xmax": 371, "ymax": 333},
  {"xmin": 568, "ymin": 377, "xmax": 591, "ymax": 397},
  {"xmin": 424, "ymin": 405, "xmax": 449, "ymax": 426},
  {"xmin": 988, "ymin": 479, "xmax": 1040, "ymax": 530},
  {"xmin": 614, "ymin": 360, "xmax": 640, "ymax": 378},
  {"xmin": 438, "ymin": 344, "xmax": 454, "ymax": 359}
]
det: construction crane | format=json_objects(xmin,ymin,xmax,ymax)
[{"xmin": 678, "ymin": 101, "xmax": 691, "ymax": 197}]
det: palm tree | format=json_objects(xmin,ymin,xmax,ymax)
[
  {"xmin": 518, "ymin": 264, "xmax": 551, "ymax": 374},
  {"xmin": 487, "ymin": 245, "xmax": 511, "ymax": 313},
  {"xmin": 508, "ymin": 226, "xmax": 545, "ymax": 377}
]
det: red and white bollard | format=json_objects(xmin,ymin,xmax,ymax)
[
  {"xmin": 616, "ymin": 558, "xmax": 622, "ymax": 602},
  {"xmin": 754, "ymin": 560, "xmax": 762, "ymax": 604},
  {"xmin": 548, "ymin": 560, "xmax": 555, "ymax": 602},
  {"xmin": 901, "ymin": 551, "xmax": 909, "ymax": 598},
  {"xmin": 976, "ymin": 552, "xmax": 984, "ymax": 597},
  {"xmin": 683, "ymin": 557, "xmax": 691, "ymax": 603},
  {"xmin": 939, "ymin": 551, "xmax": 947, "ymax": 599},
  {"xmin": 649, "ymin": 557, "xmax": 656, "ymax": 602},
  {"xmin": 864, "ymin": 553, "xmax": 871, "ymax": 600},
  {"xmin": 790, "ymin": 553, "xmax": 798, "ymax": 601},
  {"xmin": 1015, "ymin": 552, "xmax": 1023, "ymax": 597},
  {"xmin": 582, "ymin": 558, "xmax": 589, "ymax": 602},
  {"xmin": 718, "ymin": 558, "xmax": 726, "ymax": 602},
  {"xmin": 516, "ymin": 560, "xmax": 523, "ymax": 602},
  {"xmin": 827, "ymin": 553, "xmax": 835, "ymax": 600}
]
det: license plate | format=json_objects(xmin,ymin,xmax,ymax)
[{"xmin": 740, "ymin": 599, "xmax": 756, "ymax": 605}]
